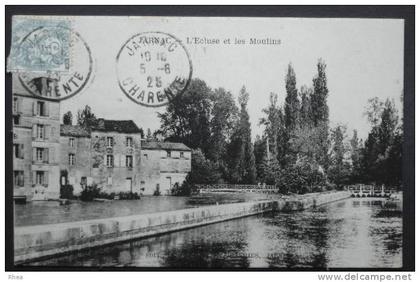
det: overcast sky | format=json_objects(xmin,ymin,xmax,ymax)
[{"xmin": 19, "ymin": 16, "xmax": 404, "ymax": 140}]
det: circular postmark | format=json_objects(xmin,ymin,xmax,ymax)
[
  {"xmin": 18, "ymin": 28, "xmax": 93, "ymax": 101},
  {"xmin": 116, "ymin": 31, "xmax": 193, "ymax": 107}
]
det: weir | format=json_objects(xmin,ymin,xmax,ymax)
[{"xmin": 14, "ymin": 191, "xmax": 350, "ymax": 264}]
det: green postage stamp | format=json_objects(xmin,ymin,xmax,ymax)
[{"xmin": 7, "ymin": 17, "xmax": 71, "ymax": 73}]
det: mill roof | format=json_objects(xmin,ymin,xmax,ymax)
[{"xmin": 141, "ymin": 141, "xmax": 191, "ymax": 151}]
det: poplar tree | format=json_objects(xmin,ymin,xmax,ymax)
[
  {"xmin": 227, "ymin": 86, "xmax": 256, "ymax": 184},
  {"xmin": 310, "ymin": 59, "xmax": 329, "ymax": 126},
  {"xmin": 329, "ymin": 125, "xmax": 349, "ymax": 188},
  {"xmin": 299, "ymin": 85, "xmax": 312, "ymax": 128},
  {"xmin": 310, "ymin": 59, "xmax": 330, "ymax": 169},
  {"xmin": 284, "ymin": 63, "xmax": 300, "ymax": 131}
]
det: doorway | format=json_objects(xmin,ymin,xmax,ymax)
[{"xmin": 125, "ymin": 177, "xmax": 132, "ymax": 193}]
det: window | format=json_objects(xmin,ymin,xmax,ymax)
[
  {"xmin": 14, "ymin": 171, "xmax": 24, "ymax": 187},
  {"xmin": 13, "ymin": 97, "xmax": 19, "ymax": 113},
  {"xmin": 69, "ymin": 138, "xmax": 75, "ymax": 147},
  {"xmin": 13, "ymin": 115, "xmax": 20, "ymax": 125},
  {"xmin": 35, "ymin": 171, "xmax": 45, "ymax": 186},
  {"xmin": 14, "ymin": 144, "xmax": 24, "ymax": 159},
  {"xmin": 69, "ymin": 153, "xmax": 75, "ymax": 166},
  {"xmin": 126, "ymin": 137, "xmax": 133, "ymax": 147},
  {"xmin": 126, "ymin": 155, "xmax": 133, "ymax": 168},
  {"xmin": 107, "ymin": 137, "xmax": 113, "ymax": 147},
  {"xmin": 37, "ymin": 124, "xmax": 44, "ymax": 139},
  {"xmin": 166, "ymin": 150, "xmax": 171, "ymax": 158},
  {"xmin": 106, "ymin": 155, "xmax": 114, "ymax": 167},
  {"xmin": 180, "ymin": 152, "xmax": 184, "ymax": 158},
  {"xmin": 37, "ymin": 101, "xmax": 46, "ymax": 116},
  {"xmin": 36, "ymin": 148, "xmax": 44, "ymax": 162}
]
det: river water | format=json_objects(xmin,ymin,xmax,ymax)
[{"xmin": 28, "ymin": 198, "xmax": 402, "ymax": 269}]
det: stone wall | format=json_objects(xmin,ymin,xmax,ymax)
[
  {"xmin": 140, "ymin": 149, "xmax": 191, "ymax": 195},
  {"xmin": 14, "ymin": 191, "xmax": 351, "ymax": 263},
  {"xmin": 14, "ymin": 200, "xmax": 276, "ymax": 263},
  {"xmin": 13, "ymin": 93, "xmax": 61, "ymax": 200},
  {"xmin": 59, "ymin": 136, "xmax": 92, "ymax": 195},
  {"xmin": 89, "ymin": 131, "xmax": 142, "ymax": 194}
]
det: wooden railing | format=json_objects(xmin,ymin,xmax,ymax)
[{"xmin": 195, "ymin": 184, "xmax": 278, "ymax": 193}]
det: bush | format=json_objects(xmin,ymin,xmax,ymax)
[
  {"xmin": 60, "ymin": 184, "xmax": 74, "ymax": 199},
  {"xmin": 276, "ymin": 161, "xmax": 327, "ymax": 194},
  {"xmin": 117, "ymin": 192, "xmax": 140, "ymax": 200},
  {"xmin": 80, "ymin": 184, "xmax": 101, "ymax": 201},
  {"xmin": 153, "ymin": 185, "xmax": 161, "ymax": 196},
  {"xmin": 171, "ymin": 182, "xmax": 198, "ymax": 196}
]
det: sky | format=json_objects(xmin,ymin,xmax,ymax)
[{"xmin": 14, "ymin": 16, "xmax": 404, "ymax": 141}]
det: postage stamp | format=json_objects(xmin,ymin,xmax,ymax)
[
  {"xmin": 17, "ymin": 29, "xmax": 93, "ymax": 101},
  {"xmin": 7, "ymin": 17, "xmax": 71, "ymax": 73},
  {"xmin": 116, "ymin": 31, "xmax": 193, "ymax": 107}
]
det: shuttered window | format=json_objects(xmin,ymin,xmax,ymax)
[
  {"xmin": 14, "ymin": 171, "xmax": 24, "ymax": 187},
  {"xmin": 13, "ymin": 144, "xmax": 24, "ymax": 159},
  {"xmin": 34, "ymin": 171, "xmax": 48, "ymax": 187},
  {"xmin": 126, "ymin": 155, "xmax": 133, "ymax": 168},
  {"xmin": 126, "ymin": 137, "xmax": 133, "ymax": 147},
  {"xmin": 34, "ymin": 148, "xmax": 49, "ymax": 163},
  {"xmin": 37, "ymin": 124, "xmax": 44, "ymax": 139},
  {"xmin": 69, "ymin": 153, "xmax": 75, "ymax": 166},
  {"xmin": 106, "ymin": 155, "xmax": 114, "ymax": 167},
  {"xmin": 107, "ymin": 137, "xmax": 113, "ymax": 147}
]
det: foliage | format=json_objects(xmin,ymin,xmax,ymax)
[
  {"xmin": 310, "ymin": 59, "xmax": 329, "ymax": 127},
  {"xmin": 359, "ymin": 98, "xmax": 402, "ymax": 187},
  {"xmin": 277, "ymin": 160, "xmax": 328, "ymax": 194},
  {"xmin": 185, "ymin": 149, "xmax": 221, "ymax": 185},
  {"xmin": 60, "ymin": 184, "xmax": 74, "ymax": 199},
  {"xmin": 299, "ymin": 85, "xmax": 313, "ymax": 128},
  {"xmin": 226, "ymin": 86, "xmax": 257, "ymax": 184},
  {"xmin": 158, "ymin": 79, "xmax": 213, "ymax": 156},
  {"xmin": 145, "ymin": 128, "xmax": 156, "ymax": 141},
  {"xmin": 116, "ymin": 192, "xmax": 141, "ymax": 200},
  {"xmin": 63, "ymin": 111, "xmax": 73, "ymax": 125},
  {"xmin": 259, "ymin": 92, "xmax": 284, "ymax": 164},
  {"xmin": 328, "ymin": 125, "xmax": 351, "ymax": 189},
  {"xmin": 171, "ymin": 182, "xmax": 197, "ymax": 196},
  {"xmin": 80, "ymin": 184, "xmax": 102, "ymax": 201},
  {"xmin": 284, "ymin": 63, "xmax": 300, "ymax": 131},
  {"xmin": 77, "ymin": 105, "xmax": 98, "ymax": 129},
  {"xmin": 208, "ymin": 87, "xmax": 238, "ymax": 164}
]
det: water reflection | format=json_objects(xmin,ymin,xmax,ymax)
[{"xmin": 28, "ymin": 198, "xmax": 402, "ymax": 269}]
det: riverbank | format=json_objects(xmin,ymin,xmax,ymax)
[{"xmin": 14, "ymin": 191, "xmax": 350, "ymax": 264}]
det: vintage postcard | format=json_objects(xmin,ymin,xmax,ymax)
[{"xmin": 6, "ymin": 11, "xmax": 412, "ymax": 271}]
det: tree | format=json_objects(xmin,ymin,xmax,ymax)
[
  {"xmin": 260, "ymin": 92, "xmax": 282, "ymax": 161},
  {"xmin": 77, "ymin": 105, "xmax": 98, "ymax": 129},
  {"xmin": 310, "ymin": 59, "xmax": 329, "ymax": 127},
  {"xmin": 181, "ymin": 149, "xmax": 221, "ymax": 192},
  {"xmin": 254, "ymin": 135, "xmax": 266, "ymax": 182},
  {"xmin": 361, "ymin": 98, "xmax": 401, "ymax": 187},
  {"xmin": 145, "ymin": 128, "xmax": 154, "ymax": 141},
  {"xmin": 227, "ymin": 86, "xmax": 256, "ymax": 184},
  {"xmin": 309, "ymin": 59, "xmax": 330, "ymax": 169},
  {"xmin": 284, "ymin": 63, "xmax": 300, "ymax": 131},
  {"xmin": 299, "ymin": 85, "xmax": 313, "ymax": 128},
  {"xmin": 208, "ymin": 87, "xmax": 238, "ymax": 165},
  {"xmin": 63, "ymin": 111, "xmax": 73, "ymax": 125},
  {"xmin": 349, "ymin": 130, "xmax": 363, "ymax": 183},
  {"xmin": 158, "ymin": 79, "xmax": 213, "ymax": 157},
  {"xmin": 328, "ymin": 125, "xmax": 350, "ymax": 188}
]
